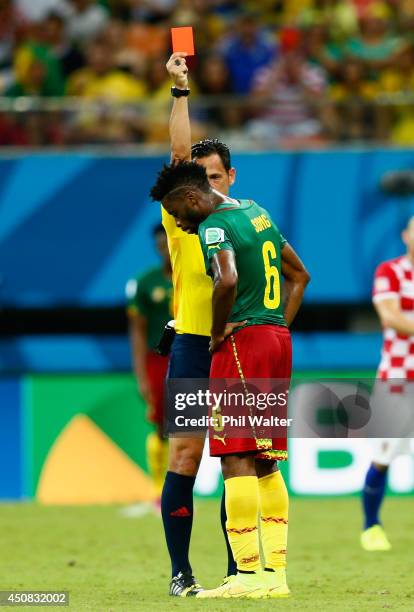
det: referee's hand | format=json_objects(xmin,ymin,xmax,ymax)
[{"xmin": 166, "ymin": 52, "xmax": 189, "ymax": 89}]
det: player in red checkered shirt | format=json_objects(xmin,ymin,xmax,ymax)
[{"xmin": 361, "ymin": 217, "xmax": 414, "ymax": 551}]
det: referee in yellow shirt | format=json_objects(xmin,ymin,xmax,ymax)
[{"xmin": 160, "ymin": 53, "xmax": 235, "ymax": 597}]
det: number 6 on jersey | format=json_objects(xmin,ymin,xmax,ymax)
[{"xmin": 262, "ymin": 240, "xmax": 281, "ymax": 309}]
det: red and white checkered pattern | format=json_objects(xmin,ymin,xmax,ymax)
[{"xmin": 373, "ymin": 256, "xmax": 414, "ymax": 386}]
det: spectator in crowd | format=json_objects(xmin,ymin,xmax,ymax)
[
  {"xmin": 248, "ymin": 47, "xmax": 327, "ymax": 146},
  {"xmin": 379, "ymin": 43, "xmax": 414, "ymax": 94},
  {"xmin": 66, "ymin": 37, "xmax": 146, "ymax": 100},
  {"xmin": 344, "ymin": 2, "xmax": 405, "ymax": 74},
  {"xmin": 101, "ymin": 20, "xmax": 146, "ymax": 77},
  {"xmin": 301, "ymin": 0, "xmax": 360, "ymax": 40},
  {"xmin": 379, "ymin": 44, "xmax": 414, "ymax": 145},
  {"xmin": 0, "ymin": 0, "xmax": 24, "ymax": 68},
  {"xmin": 7, "ymin": 38, "xmax": 65, "ymax": 96},
  {"xmin": 303, "ymin": 21, "xmax": 342, "ymax": 79},
  {"xmin": 67, "ymin": 0, "xmax": 109, "ymax": 44},
  {"xmin": 125, "ymin": 22, "xmax": 168, "ymax": 61},
  {"xmin": 329, "ymin": 57, "xmax": 378, "ymax": 140},
  {"xmin": 0, "ymin": 0, "xmax": 26, "ymax": 93},
  {"xmin": 196, "ymin": 52, "xmax": 246, "ymax": 147},
  {"xmin": 195, "ymin": 53, "xmax": 237, "ymax": 128},
  {"xmin": 42, "ymin": 11, "xmax": 85, "ymax": 77},
  {"xmin": 198, "ymin": 54, "xmax": 231, "ymax": 95},
  {"xmin": 219, "ymin": 11, "xmax": 277, "ymax": 94}
]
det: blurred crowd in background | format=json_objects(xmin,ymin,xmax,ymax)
[{"xmin": 0, "ymin": 0, "xmax": 414, "ymax": 148}]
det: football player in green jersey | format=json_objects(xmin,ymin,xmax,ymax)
[
  {"xmin": 126, "ymin": 223, "xmax": 173, "ymax": 505},
  {"xmin": 150, "ymin": 160, "xmax": 309, "ymax": 598}
]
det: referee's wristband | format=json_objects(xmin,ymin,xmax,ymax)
[{"xmin": 171, "ymin": 87, "xmax": 190, "ymax": 98}]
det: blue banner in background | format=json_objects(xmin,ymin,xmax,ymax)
[
  {"xmin": 0, "ymin": 332, "xmax": 382, "ymax": 373},
  {"xmin": 0, "ymin": 149, "xmax": 413, "ymax": 307}
]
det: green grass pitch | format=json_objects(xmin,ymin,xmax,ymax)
[{"xmin": 0, "ymin": 498, "xmax": 413, "ymax": 611}]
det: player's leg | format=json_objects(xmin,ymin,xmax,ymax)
[
  {"xmin": 197, "ymin": 453, "xmax": 266, "ymax": 599},
  {"xmin": 362, "ymin": 460, "xmax": 388, "ymax": 529},
  {"xmin": 162, "ymin": 417, "xmax": 203, "ymax": 590},
  {"xmin": 360, "ymin": 438, "xmax": 405, "ymax": 551},
  {"xmin": 361, "ymin": 460, "xmax": 390, "ymax": 551},
  {"xmin": 162, "ymin": 436, "xmax": 204, "ymax": 590},
  {"xmin": 146, "ymin": 427, "xmax": 168, "ymax": 504},
  {"xmin": 249, "ymin": 325, "xmax": 291, "ymax": 595},
  {"xmin": 169, "ymin": 334, "xmax": 236, "ymax": 580},
  {"xmin": 161, "ymin": 333, "xmax": 210, "ymax": 596},
  {"xmin": 145, "ymin": 353, "xmax": 169, "ymax": 505},
  {"xmin": 255, "ymin": 459, "xmax": 290, "ymax": 597}
]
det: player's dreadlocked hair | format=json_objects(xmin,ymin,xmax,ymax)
[
  {"xmin": 150, "ymin": 160, "xmax": 210, "ymax": 202},
  {"xmin": 191, "ymin": 138, "xmax": 231, "ymax": 172}
]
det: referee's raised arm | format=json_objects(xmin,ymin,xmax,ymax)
[{"xmin": 166, "ymin": 52, "xmax": 191, "ymax": 163}]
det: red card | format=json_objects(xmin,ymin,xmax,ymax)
[{"xmin": 171, "ymin": 26, "xmax": 195, "ymax": 56}]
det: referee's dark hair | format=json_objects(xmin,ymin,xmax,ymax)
[{"xmin": 191, "ymin": 138, "xmax": 231, "ymax": 172}]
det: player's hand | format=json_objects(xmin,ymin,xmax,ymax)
[
  {"xmin": 209, "ymin": 321, "xmax": 247, "ymax": 353},
  {"xmin": 166, "ymin": 52, "xmax": 189, "ymax": 89},
  {"xmin": 209, "ymin": 335, "xmax": 224, "ymax": 354},
  {"xmin": 224, "ymin": 320, "xmax": 248, "ymax": 338}
]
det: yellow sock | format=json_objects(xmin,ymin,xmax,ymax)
[
  {"xmin": 225, "ymin": 476, "xmax": 261, "ymax": 572},
  {"xmin": 146, "ymin": 432, "xmax": 168, "ymax": 497},
  {"xmin": 259, "ymin": 471, "xmax": 288, "ymax": 570}
]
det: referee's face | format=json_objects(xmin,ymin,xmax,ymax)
[{"xmin": 195, "ymin": 154, "xmax": 235, "ymax": 196}]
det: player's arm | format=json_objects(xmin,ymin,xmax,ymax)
[
  {"xmin": 281, "ymin": 243, "xmax": 310, "ymax": 326},
  {"xmin": 166, "ymin": 52, "xmax": 191, "ymax": 163},
  {"xmin": 374, "ymin": 298, "xmax": 414, "ymax": 336},
  {"xmin": 128, "ymin": 312, "xmax": 153, "ymax": 405},
  {"xmin": 209, "ymin": 250, "xmax": 246, "ymax": 353}
]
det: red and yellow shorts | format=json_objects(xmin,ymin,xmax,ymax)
[{"xmin": 209, "ymin": 324, "xmax": 292, "ymax": 460}]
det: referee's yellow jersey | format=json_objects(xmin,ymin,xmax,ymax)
[{"xmin": 162, "ymin": 208, "xmax": 212, "ymax": 336}]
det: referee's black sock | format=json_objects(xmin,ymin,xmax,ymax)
[{"xmin": 161, "ymin": 471, "xmax": 195, "ymax": 578}]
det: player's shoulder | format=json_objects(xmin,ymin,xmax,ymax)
[
  {"xmin": 375, "ymin": 256, "xmax": 406, "ymax": 276},
  {"xmin": 126, "ymin": 266, "xmax": 162, "ymax": 293},
  {"xmin": 199, "ymin": 210, "xmax": 229, "ymax": 234},
  {"xmin": 198, "ymin": 219, "xmax": 226, "ymax": 248},
  {"xmin": 138, "ymin": 265, "xmax": 165, "ymax": 284},
  {"xmin": 244, "ymin": 199, "xmax": 271, "ymax": 217}
]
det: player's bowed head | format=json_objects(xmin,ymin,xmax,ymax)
[{"xmin": 150, "ymin": 161, "xmax": 219, "ymax": 235}]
